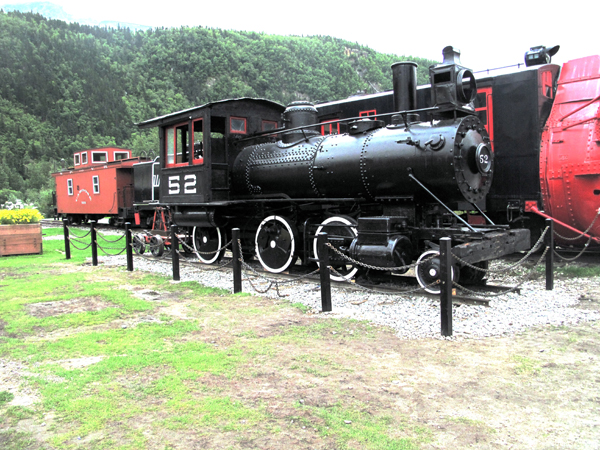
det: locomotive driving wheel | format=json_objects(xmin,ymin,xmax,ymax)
[
  {"xmin": 255, "ymin": 215, "xmax": 298, "ymax": 273},
  {"xmin": 313, "ymin": 216, "xmax": 359, "ymax": 282},
  {"xmin": 415, "ymin": 250, "xmax": 458, "ymax": 295},
  {"xmin": 192, "ymin": 226, "xmax": 226, "ymax": 264}
]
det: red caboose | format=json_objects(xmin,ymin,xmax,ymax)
[{"xmin": 53, "ymin": 147, "xmax": 149, "ymax": 225}]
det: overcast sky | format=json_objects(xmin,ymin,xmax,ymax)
[{"xmin": 2, "ymin": 0, "xmax": 597, "ymax": 71}]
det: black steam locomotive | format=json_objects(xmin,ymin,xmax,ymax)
[{"xmin": 134, "ymin": 47, "xmax": 529, "ymax": 292}]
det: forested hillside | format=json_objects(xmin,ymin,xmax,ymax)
[{"xmin": 0, "ymin": 10, "xmax": 436, "ymax": 210}]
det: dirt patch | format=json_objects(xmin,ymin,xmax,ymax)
[{"xmin": 26, "ymin": 297, "xmax": 117, "ymax": 318}]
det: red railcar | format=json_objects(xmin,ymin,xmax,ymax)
[{"xmin": 52, "ymin": 147, "xmax": 150, "ymax": 225}]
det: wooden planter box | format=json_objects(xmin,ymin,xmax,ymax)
[{"xmin": 0, "ymin": 223, "xmax": 43, "ymax": 256}]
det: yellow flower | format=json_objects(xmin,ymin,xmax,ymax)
[{"xmin": 0, "ymin": 208, "xmax": 43, "ymax": 224}]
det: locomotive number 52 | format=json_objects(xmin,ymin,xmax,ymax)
[{"xmin": 168, "ymin": 174, "xmax": 197, "ymax": 194}]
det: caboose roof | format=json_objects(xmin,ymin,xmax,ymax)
[{"xmin": 136, "ymin": 97, "xmax": 285, "ymax": 129}]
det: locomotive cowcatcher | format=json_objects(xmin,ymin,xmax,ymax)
[{"xmin": 135, "ymin": 47, "xmax": 530, "ymax": 292}]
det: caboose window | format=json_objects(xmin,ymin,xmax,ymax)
[
  {"xmin": 74, "ymin": 154, "xmax": 80, "ymax": 166},
  {"xmin": 262, "ymin": 120, "xmax": 277, "ymax": 131},
  {"xmin": 192, "ymin": 119, "xmax": 204, "ymax": 164},
  {"xmin": 81, "ymin": 152, "xmax": 88, "ymax": 164},
  {"xmin": 165, "ymin": 122, "xmax": 190, "ymax": 167},
  {"xmin": 359, "ymin": 110, "xmax": 377, "ymax": 117},
  {"xmin": 67, "ymin": 179, "xmax": 73, "ymax": 196},
  {"xmin": 92, "ymin": 175, "xmax": 100, "ymax": 194},
  {"xmin": 114, "ymin": 151, "xmax": 129, "ymax": 161},
  {"xmin": 92, "ymin": 152, "xmax": 107, "ymax": 163},
  {"xmin": 230, "ymin": 117, "xmax": 247, "ymax": 134}
]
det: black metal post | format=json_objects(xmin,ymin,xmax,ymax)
[
  {"xmin": 232, "ymin": 228, "xmax": 242, "ymax": 293},
  {"xmin": 439, "ymin": 237, "xmax": 453, "ymax": 336},
  {"xmin": 318, "ymin": 232, "xmax": 332, "ymax": 312},
  {"xmin": 63, "ymin": 219, "xmax": 71, "ymax": 260},
  {"xmin": 90, "ymin": 220, "xmax": 98, "ymax": 266},
  {"xmin": 171, "ymin": 224, "xmax": 180, "ymax": 281},
  {"xmin": 545, "ymin": 218, "xmax": 554, "ymax": 291},
  {"xmin": 125, "ymin": 222, "xmax": 133, "ymax": 272}
]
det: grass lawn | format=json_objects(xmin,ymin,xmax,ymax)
[{"xmin": 0, "ymin": 227, "xmax": 427, "ymax": 449}]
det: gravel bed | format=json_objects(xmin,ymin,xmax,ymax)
[{"xmin": 95, "ymin": 252, "xmax": 600, "ymax": 340}]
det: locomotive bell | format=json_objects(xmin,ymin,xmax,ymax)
[{"xmin": 429, "ymin": 46, "xmax": 477, "ymax": 116}]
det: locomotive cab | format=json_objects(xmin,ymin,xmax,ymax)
[{"xmin": 136, "ymin": 98, "xmax": 285, "ymax": 225}]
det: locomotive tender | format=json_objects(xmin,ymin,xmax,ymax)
[{"xmin": 135, "ymin": 47, "xmax": 530, "ymax": 291}]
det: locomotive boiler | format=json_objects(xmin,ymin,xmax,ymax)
[{"xmin": 135, "ymin": 46, "xmax": 530, "ymax": 292}]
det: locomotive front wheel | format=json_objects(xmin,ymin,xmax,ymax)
[
  {"xmin": 132, "ymin": 235, "xmax": 146, "ymax": 255},
  {"xmin": 415, "ymin": 250, "xmax": 457, "ymax": 294},
  {"xmin": 150, "ymin": 235, "xmax": 165, "ymax": 257},
  {"xmin": 193, "ymin": 226, "xmax": 226, "ymax": 264},
  {"xmin": 255, "ymin": 215, "xmax": 298, "ymax": 273},
  {"xmin": 313, "ymin": 216, "xmax": 359, "ymax": 282}
]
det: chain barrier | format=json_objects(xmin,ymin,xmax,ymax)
[
  {"xmin": 96, "ymin": 232, "xmax": 126, "ymax": 243},
  {"xmin": 451, "ymin": 226, "xmax": 549, "ymax": 274},
  {"xmin": 325, "ymin": 242, "xmax": 417, "ymax": 272},
  {"xmin": 176, "ymin": 234, "xmax": 232, "ymax": 261},
  {"xmin": 67, "ymin": 226, "xmax": 91, "ymax": 239},
  {"xmin": 95, "ymin": 241, "xmax": 127, "ymax": 256},
  {"xmin": 67, "ymin": 236, "xmax": 92, "ymax": 250},
  {"xmin": 235, "ymin": 238, "xmax": 321, "ymax": 297},
  {"xmin": 323, "ymin": 228, "xmax": 555, "ymax": 299},
  {"xmin": 553, "ymin": 237, "xmax": 592, "ymax": 262},
  {"xmin": 552, "ymin": 208, "xmax": 600, "ymax": 241},
  {"xmin": 453, "ymin": 246, "xmax": 549, "ymax": 298}
]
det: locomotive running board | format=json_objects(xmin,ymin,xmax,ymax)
[{"xmin": 451, "ymin": 228, "xmax": 531, "ymax": 264}]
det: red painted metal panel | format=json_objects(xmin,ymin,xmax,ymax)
[{"xmin": 540, "ymin": 55, "xmax": 600, "ymax": 245}]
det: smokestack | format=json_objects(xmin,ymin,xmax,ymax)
[{"xmin": 391, "ymin": 62, "xmax": 418, "ymax": 112}]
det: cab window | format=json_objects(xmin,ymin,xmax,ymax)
[
  {"xmin": 192, "ymin": 119, "xmax": 204, "ymax": 164},
  {"xmin": 165, "ymin": 122, "xmax": 189, "ymax": 167},
  {"xmin": 230, "ymin": 117, "xmax": 247, "ymax": 134},
  {"xmin": 262, "ymin": 120, "xmax": 277, "ymax": 131}
]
